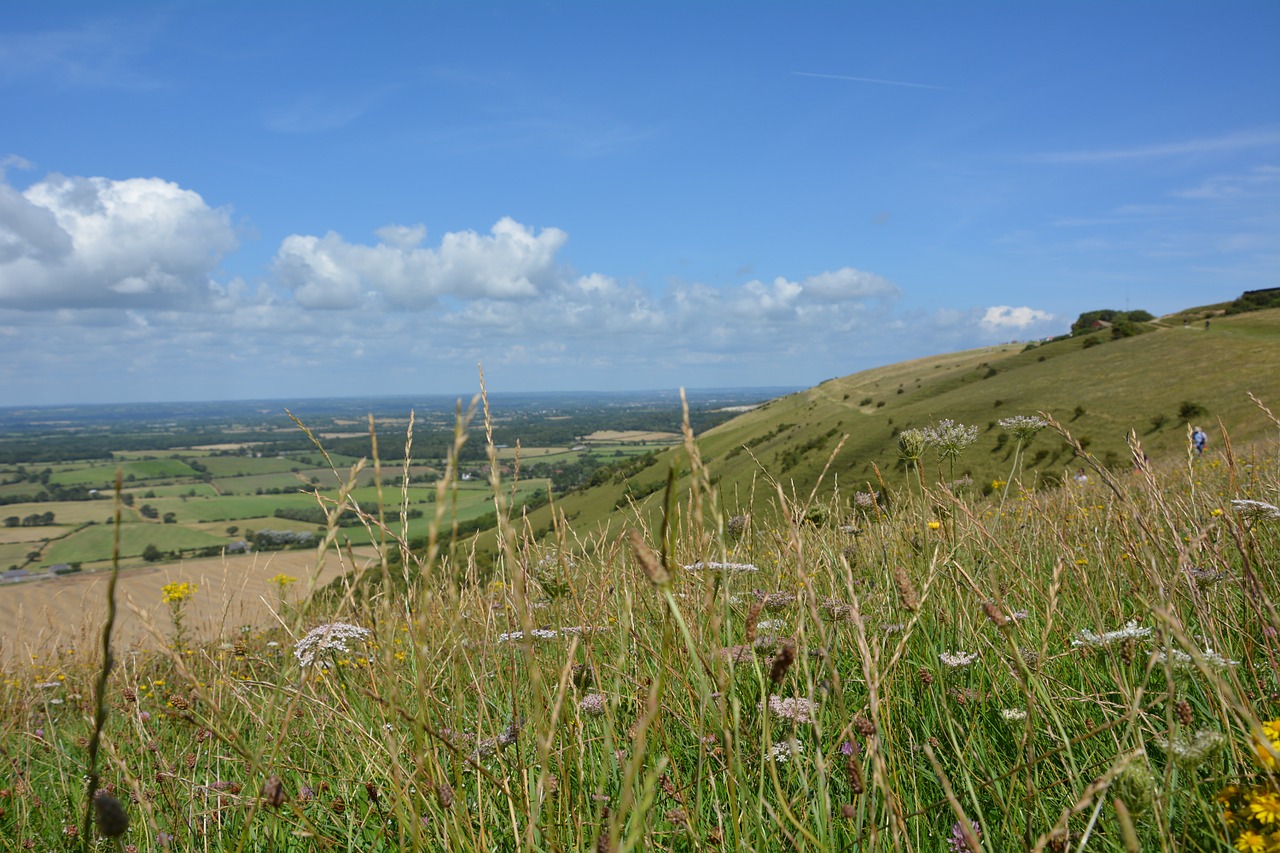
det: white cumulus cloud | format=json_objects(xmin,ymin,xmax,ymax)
[
  {"xmin": 273, "ymin": 216, "xmax": 568, "ymax": 310},
  {"xmin": 0, "ymin": 172, "xmax": 236, "ymax": 309},
  {"xmin": 980, "ymin": 305, "xmax": 1055, "ymax": 332}
]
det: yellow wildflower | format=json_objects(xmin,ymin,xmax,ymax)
[
  {"xmin": 1234, "ymin": 829, "xmax": 1265, "ymax": 853},
  {"xmin": 161, "ymin": 581, "xmax": 197, "ymax": 604},
  {"xmin": 927, "ymin": 521, "xmax": 941, "ymax": 530},
  {"xmin": 1248, "ymin": 791, "xmax": 1280, "ymax": 825}
]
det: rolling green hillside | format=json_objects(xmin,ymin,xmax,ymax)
[{"xmin": 500, "ymin": 306, "xmax": 1280, "ymax": 544}]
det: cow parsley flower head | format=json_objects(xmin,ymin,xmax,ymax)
[
  {"xmin": 1071, "ymin": 620, "xmax": 1152, "ymax": 648},
  {"xmin": 939, "ymin": 650, "xmax": 979, "ymax": 668},
  {"xmin": 1231, "ymin": 499, "xmax": 1280, "ymax": 522},
  {"xmin": 683, "ymin": 561, "xmax": 759, "ymax": 573},
  {"xmin": 897, "ymin": 428, "xmax": 929, "ymax": 463},
  {"xmin": 998, "ymin": 415, "xmax": 1048, "ymax": 441},
  {"xmin": 923, "ymin": 419, "xmax": 980, "ymax": 460},
  {"xmin": 1156, "ymin": 729, "xmax": 1226, "ymax": 770},
  {"xmin": 294, "ymin": 622, "xmax": 371, "ymax": 667},
  {"xmin": 1157, "ymin": 646, "xmax": 1238, "ymax": 671}
]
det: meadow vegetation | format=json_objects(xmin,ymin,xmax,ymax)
[{"xmin": 1, "ymin": 383, "xmax": 1277, "ymax": 851}]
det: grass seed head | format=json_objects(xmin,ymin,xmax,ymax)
[
  {"xmin": 627, "ymin": 529, "xmax": 668, "ymax": 585},
  {"xmin": 262, "ymin": 775, "xmax": 285, "ymax": 809},
  {"xmin": 93, "ymin": 790, "xmax": 129, "ymax": 837},
  {"xmin": 892, "ymin": 566, "xmax": 919, "ymax": 612},
  {"xmin": 769, "ymin": 640, "xmax": 795, "ymax": 686}
]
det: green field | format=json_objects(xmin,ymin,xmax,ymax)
[
  {"xmin": 42, "ymin": 523, "xmax": 228, "ymax": 563},
  {"xmin": 47, "ymin": 458, "xmax": 200, "ymax": 486},
  {"xmin": 1, "ymin": 499, "xmax": 118, "ymax": 526}
]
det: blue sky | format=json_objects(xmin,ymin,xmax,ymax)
[{"xmin": 1, "ymin": 2, "xmax": 1277, "ymax": 405}]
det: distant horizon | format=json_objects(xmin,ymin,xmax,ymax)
[{"xmin": 0, "ymin": 384, "xmax": 804, "ymax": 414}]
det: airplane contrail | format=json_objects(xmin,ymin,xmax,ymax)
[{"xmin": 791, "ymin": 71, "xmax": 949, "ymax": 91}]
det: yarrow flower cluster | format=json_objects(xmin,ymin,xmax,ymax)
[
  {"xmin": 939, "ymin": 651, "xmax": 979, "ymax": 668},
  {"xmin": 579, "ymin": 694, "xmax": 607, "ymax": 717},
  {"xmin": 1001, "ymin": 708, "xmax": 1028, "ymax": 722},
  {"xmin": 998, "ymin": 415, "xmax": 1048, "ymax": 441},
  {"xmin": 1071, "ymin": 620, "xmax": 1153, "ymax": 648},
  {"xmin": 294, "ymin": 622, "xmax": 371, "ymax": 667},
  {"xmin": 768, "ymin": 740, "xmax": 803, "ymax": 763},
  {"xmin": 922, "ymin": 419, "xmax": 980, "ymax": 460},
  {"xmin": 761, "ymin": 696, "xmax": 819, "ymax": 724}
]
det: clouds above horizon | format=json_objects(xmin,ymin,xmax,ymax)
[{"xmin": 0, "ymin": 164, "xmax": 1058, "ymax": 402}]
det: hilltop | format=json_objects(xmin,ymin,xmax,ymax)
[{"xmin": 500, "ymin": 304, "xmax": 1280, "ymax": 543}]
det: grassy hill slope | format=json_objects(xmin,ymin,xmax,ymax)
[{"xmin": 504, "ymin": 307, "xmax": 1280, "ymax": 542}]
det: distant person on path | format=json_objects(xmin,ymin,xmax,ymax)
[
  {"xmin": 1192, "ymin": 426, "xmax": 1207, "ymax": 455},
  {"xmin": 1073, "ymin": 468, "xmax": 1089, "ymax": 484},
  {"xmin": 1204, "ymin": 319, "xmax": 1211, "ymax": 330}
]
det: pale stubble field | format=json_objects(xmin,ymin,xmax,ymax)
[{"xmin": 0, "ymin": 548, "xmax": 374, "ymax": 665}]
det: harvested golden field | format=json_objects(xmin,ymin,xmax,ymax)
[
  {"xmin": 582, "ymin": 429, "xmax": 679, "ymax": 442},
  {"xmin": 0, "ymin": 548, "xmax": 374, "ymax": 665}
]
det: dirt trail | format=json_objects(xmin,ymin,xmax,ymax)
[{"xmin": 0, "ymin": 548, "xmax": 377, "ymax": 667}]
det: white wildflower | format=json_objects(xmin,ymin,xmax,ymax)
[
  {"xmin": 559, "ymin": 625, "xmax": 608, "ymax": 636},
  {"xmin": 1071, "ymin": 620, "xmax": 1152, "ymax": 648},
  {"xmin": 293, "ymin": 622, "xmax": 371, "ymax": 667},
  {"xmin": 939, "ymin": 650, "xmax": 979, "ymax": 668},
  {"xmin": 757, "ymin": 619, "xmax": 786, "ymax": 634},
  {"xmin": 1155, "ymin": 729, "xmax": 1226, "ymax": 769},
  {"xmin": 684, "ymin": 561, "xmax": 759, "ymax": 573},
  {"xmin": 922, "ymin": 419, "xmax": 979, "ymax": 460},
  {"xmin": 1156, "ymin": 646, "xmax": 1238, "ymax": 671},
  {"xmin": 1231, "ymin": 499, "xmax": 1280, "ymax": 521},
  {"xmin": 579, "ymin": 694, "xmax": 607, "ymax": 717},
  {"xmin": 998, "ymin": 415, "xmax": 1048, "ymax": 440},
  {"xmin": 769, "ymin": 740, "xmax": 803, "ymax": 763},
  {"xmin": 1001, "ymin": 708, "xmax": 1027, "ymax": 722}
]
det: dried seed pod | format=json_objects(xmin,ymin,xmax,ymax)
[
  {"xmin": 918, "ymin": 667, "xmax": 935, "ymax": 687},
  {"xmin": 1175, "ymin": 700, "xmax": 1193, "ymax": 727},
  {"xmin": 854, "ymin": 716, "xmax": 876, "ymax": 737}
]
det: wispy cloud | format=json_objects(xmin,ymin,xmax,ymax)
[
  {"xmin": 264, "ymin": 86, "xmax": 397, "ymax": 133},
  {"xmin": 1033, "ymin": 128, "xmax": 1280, "ymax": 164},
  {"xmin": 1170, "ymin": 165, "xmax": 1280, "ymax": 200},
  {"xmin": 791, "ymin": 71, "xmax": 949, "ymax": 91},
  {"xmin": 0, "ymin": 18, "xmax": 167, "ymax": 90}
]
